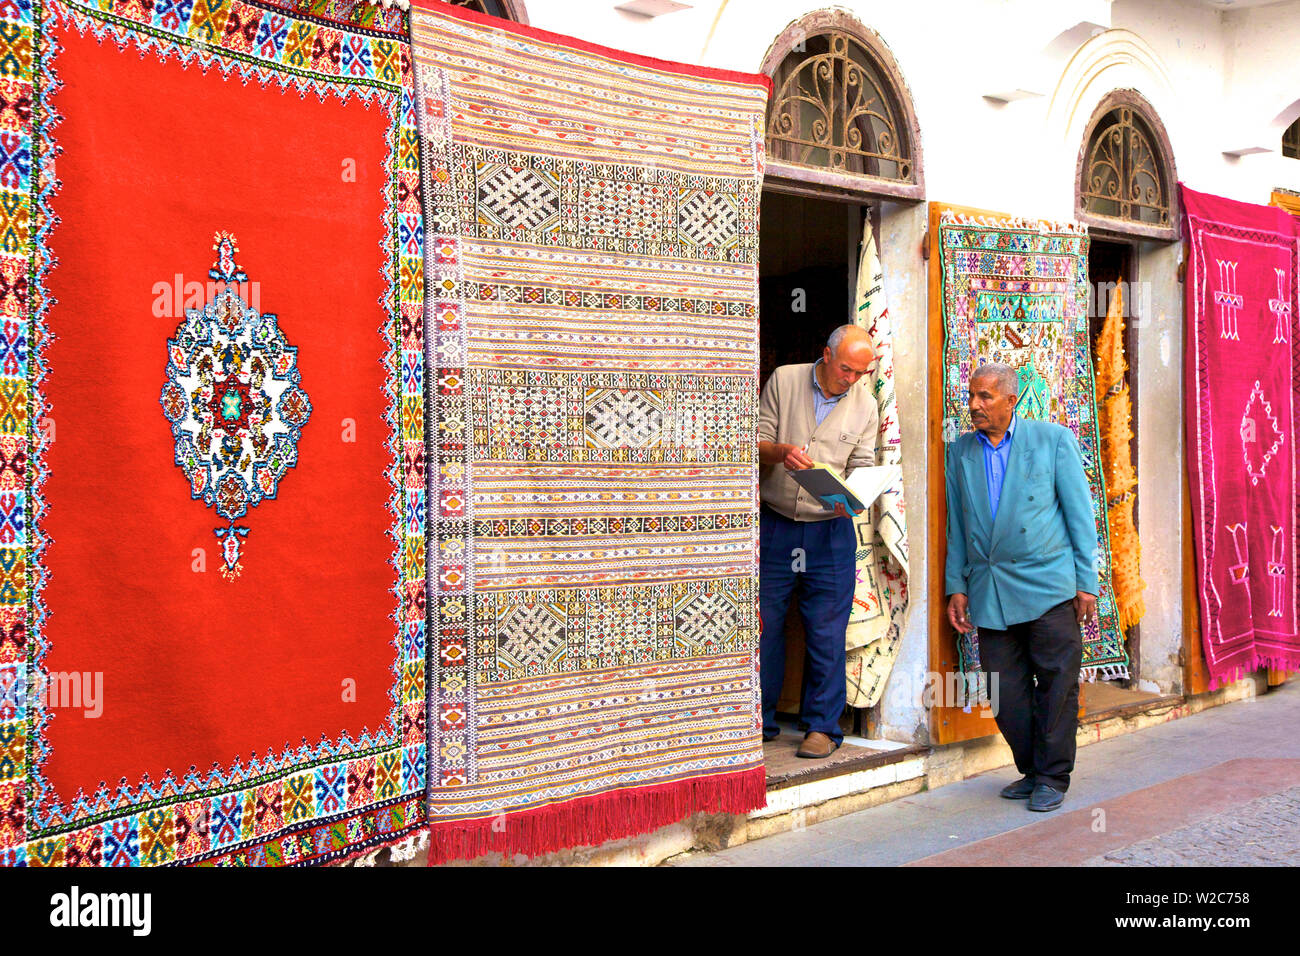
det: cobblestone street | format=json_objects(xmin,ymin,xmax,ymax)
[
  {"xmin": 672, "ymin": 679, "xmax": 1300, "ymax": 867},
  {"xmin": 1082, "ymin": 785, "xmax": 1300, "ymax": 866}
]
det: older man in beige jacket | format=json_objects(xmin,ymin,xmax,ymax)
[{"xmin": 757, "ymin": 325, "xmax": 877, "ymax": 758}]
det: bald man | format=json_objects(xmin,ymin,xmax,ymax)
[{"xmin": 757, "ymin": 325, "xmax": 878, "ymax": 758}]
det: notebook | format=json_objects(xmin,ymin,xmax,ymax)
[{"xmin": 789, "ymin": 463, "xmax": 901, "ymax": 514}]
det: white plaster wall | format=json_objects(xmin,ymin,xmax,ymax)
[
  {"xmin": 1220, "ymin": 1, "xmax": 1300, "ymax": 197},
  {"xmin": 877, "ymin": 199, "xmax": 930, "ymax": 742},
  {"xmin": 524, "ymin": 0, "xmax": 1300, "ymax": 206},
  {"xmin": 1134, "ymin": 239, "xmax": 1185, "ymax": 693}
]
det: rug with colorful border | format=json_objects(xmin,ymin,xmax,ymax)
[
  {"xmin": 938, "ymin": 210, "xmax": 1129, "ymax": 681},
  {"xmin": 0, "ymin": 0, "xmax": 425, "ymax": 866}
]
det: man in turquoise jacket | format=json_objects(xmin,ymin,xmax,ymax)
[{"xmin": 944, "ymin": 362, "xmax": 1098, "ymax": 812}]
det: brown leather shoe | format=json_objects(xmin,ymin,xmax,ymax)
[{"xmin": 796, "ymin": 731, "xmax": 839, "ymax": 759}]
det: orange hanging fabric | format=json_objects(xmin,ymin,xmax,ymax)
[{"xmin": 1096, "ymin": 282, "xmax": 1147, "ymax": 632}]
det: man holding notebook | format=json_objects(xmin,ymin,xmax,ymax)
[{"xmin": 756, "ymin": 325, "xmax": 878, "ymax": 758}]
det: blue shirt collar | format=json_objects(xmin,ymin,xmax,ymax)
[{"xmin": 975, "ymin": 413, "xmax": 1016, "ymax": 449}]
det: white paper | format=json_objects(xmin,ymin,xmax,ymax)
[{"xmin": 845, "ymin": 465, "xmax": 901, "ymax": 511}]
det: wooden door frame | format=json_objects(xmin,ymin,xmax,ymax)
[
  {"xmin": 1178, "ymin": 231, "xmax": 1209, "ymax": 693},
  {"xmin": 1270, "ymin": 190, "xmax": 1300, "ymax": 218},
  {"xmin": 926, "ymin": 201, "xmax": 999, "ymax": 744},
  {"xmin": 1181, "ymin": 464, "xmax": 1211, "ymax": 695}
]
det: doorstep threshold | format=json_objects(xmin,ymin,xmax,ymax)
[
  {"xmin": 1080, "ymin": 691, "xmax": 1184, "ymax": 725},
  {"xmin": 764, "ymin": 732, "xmax": 929, "ymax": 791}
]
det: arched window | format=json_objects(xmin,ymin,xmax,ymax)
[
  {"xmin": 1076, "ymin": 90, "xmax": 1177, "ymax": 241},
  {"xmin": 448, "ymin": 0, "xmax": 529, "ymax": 22},
  {"xmin": 1283, "ymin": 117, "xmax": 1300, "ymax": 159},
  {"xmin": 761, "ymin": 12, "xmax": 923, "ymax": 201}
]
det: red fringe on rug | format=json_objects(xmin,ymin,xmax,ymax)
[{"xmin": 426, "ymin": 766, "xmax": 767, "ymax": 865}]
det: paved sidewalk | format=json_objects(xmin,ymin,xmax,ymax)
[
  {"xmin": 1080, "ymin": 784, "xmax": 1300, "ymax": 866},
  {"xmin": 671, "ymin": 679, "xmax": 1300, "ymax": 866}
]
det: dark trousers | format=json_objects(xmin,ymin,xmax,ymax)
[
  {"xmin": 759, "ymin": 508, "xmax": 856, "ymax": 744},
  {"xmin": 977, "ymin": 599, "xmax": 1083, "ymax": 791}
]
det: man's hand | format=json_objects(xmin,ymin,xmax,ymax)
[
  {"xmin": 830, "ymin": 501, "xmax": 864, "ymax": 520},
  {"xmin": 782, "ymin": 444, "xmax": 815, "ymax": 471},
  {"xmin": 947, "ymin": 593, "xmax": 973, "ymax": 634},
  {"xmin": 758, "ymin": 441, "xmax": 814, "ymax": 469},
  {"xmin": 1073, "ymin": 590, "xmax": 1097, "ymax": 626}
]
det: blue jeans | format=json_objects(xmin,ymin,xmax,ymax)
[{"xmin": 759, "ymin": 507, "xmax": 856, "ymax": 743}]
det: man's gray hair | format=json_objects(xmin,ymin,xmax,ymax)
[
  {"xmin": 826, "ymin": 324, "xmax": 858, "ymax": 354},
  {"xmin": 970, "ymin": 361, "xmax": 1019, "ymax": 398}
]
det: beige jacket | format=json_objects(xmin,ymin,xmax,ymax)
[{"xmin": 758, "ymin": 362, "xmax": 879, "ymax": 522}]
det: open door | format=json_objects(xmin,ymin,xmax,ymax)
[
  {"xmin": 926, "ymin": 201, "xmax": 999, "ymax": 743},
  {"xmin": 758, "ymin": 192, "xmax": 869, "ymax": 726}
]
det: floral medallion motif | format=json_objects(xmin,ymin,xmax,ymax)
[{"xmin": 161, "ymin": 233, "xmax": 311, "ymax": 578}]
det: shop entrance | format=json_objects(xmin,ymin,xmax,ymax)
[
  {"xmin": 757, "ymin": 190, "xmax": 919, "ymax": 787},
  {"xmin": 1088, "ymin": 237, "xmax": 1139, "ymax": 686},
  {"xmin": 1081, "ymin": 238, "xmax": 1176, "ymax": 717}
]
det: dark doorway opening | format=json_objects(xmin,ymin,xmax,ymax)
[
  {"xmin": 756, "ymin": 192, "xmax": 927, "ymax": 786},
  {"xmin": 1083, "ymin": 237, "xmax": 1149, "ymax": 714},
  {"xmin": 759, "ymin": 192, "xmax": 862, "ymax": 390},
  {"xmin": 759, "ymin": 190, "xmax": 865, "ymax": 736}
]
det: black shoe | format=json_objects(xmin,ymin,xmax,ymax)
[
  {"xmin": 999, "ymin": 775, "xmax": 1035, "ymax": 800},
  {"xmin": 1028, "ymin": 783, "xmax": 1065, "ymax": 812},
  {"xmin": 762, "ymin": 730, "xmax": 778, "ymax": 742}
]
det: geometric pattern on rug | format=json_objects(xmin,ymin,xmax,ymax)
[
  {"xmin": 1181, "ymin": 184, "xmax": 1300, "ymax": 687},
  {"xmin": 476, "ymin": 580, "xmax": 754, "ymax": 680},
  {"xmin": 452, "ymin": 142, "xmax": 756, "ymax": 258},
  {"xmin": 938, "ymin": 210, "xmax": 1129, "ymax": 680},
  {"xmin": 413, "ymin": 0, "xmax": 769, "ymax": 863}
]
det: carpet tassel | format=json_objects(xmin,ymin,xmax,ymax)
[{"xmin": 426, "ymin": 767, "xmax": 767, "ymax": 865}]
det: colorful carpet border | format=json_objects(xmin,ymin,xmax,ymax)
[{"xmin": 937, "ymin": 209, "xmax": 1130, "ymax": 680}]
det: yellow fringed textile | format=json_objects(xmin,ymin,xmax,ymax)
[{"xmin": 1096, "ymin": 283, "xmax": 1146, "ymax": 631}]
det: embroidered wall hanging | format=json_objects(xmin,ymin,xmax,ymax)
[
  {"xmin": 846, "ymin": 218, "xmax": 909, "ymax": 707},
  {"xmin": 1182, "ymin": 184, "xmax": 1300, "ymax": 687},
  {"xmin": 411, "ymin": 0, "xmax": 769, "ymax": 863},
  {"xmin": 0, "ymin": 0, "xmax": 425, "ymax": 866},
  {"xmin": 938, "ymin": 210, "xmax": 1129, "ymax": 681}
]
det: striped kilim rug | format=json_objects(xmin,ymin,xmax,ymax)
[
  {"xmin": 1, "ymin": 0, "xmax": 426, "ymax": 866},
  {"xmin": 412, "ymin": 0, "xmax": 770, "ymax": 862},
  {"xmin": 938, "ymin": 210, "xmax": 1129, "ymax": 681}
]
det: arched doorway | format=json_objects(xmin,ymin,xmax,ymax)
[
  {"xmin": 756, "ymin": 10, "xmax": 923, "ymax": 752},
  {"xmin": 1073, "ymin": 89, "xmax": 1179, "ymax": 704}
]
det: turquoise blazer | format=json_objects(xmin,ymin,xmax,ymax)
[{"xmin": 944, "ymin": 419, "xmax": 1099, "ymax": 630}]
